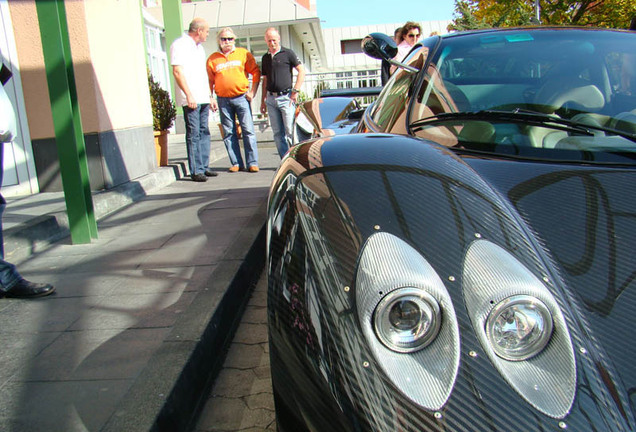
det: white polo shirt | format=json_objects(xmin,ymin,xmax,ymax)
[{"xmin": 170, "ymin": 33, "xmax": 210, "ymax": 106}]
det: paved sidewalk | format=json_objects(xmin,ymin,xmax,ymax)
[{"xmin": 0, "ymin": 133, "xmax": 280, "ymax": 431}]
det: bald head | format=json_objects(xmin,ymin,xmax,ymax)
[
  {"xmin": 188, "ymin": 18, "xmax": 209, "ymax": 44},
  {"xmin": 264, "ymin": 27, "xmax": 281, "ymax": 54},
  {"xmin": 189, "ymin": 18, "xmax": 207, "ymax": 33}
]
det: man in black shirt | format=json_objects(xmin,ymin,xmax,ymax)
[{"xmin": 260, "ymin": 28, "xmax": 305, "ymax": 158}]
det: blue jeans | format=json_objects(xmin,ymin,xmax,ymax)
[
  {"xmin": 266, "ymin": 93, "xmax": 295, "ymax": 158},
  {"xmin": 218, "ymin": 94, "xmax": 258, "ymax": 168},
  {"xmin": 183, "ymin": 104, "xmax": 211, "ymax": 175},
  {"xmin": 0, "ymin": 142, "xmax": 21, "ymax": 292}
]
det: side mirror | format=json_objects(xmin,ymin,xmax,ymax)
[
  {"xmin": 362, "ymin": 33, "xmax": 420, "ymax": 74},
  {"xmin": 361, "ymin": 33, "xmax": 398, "ymax": 61}
]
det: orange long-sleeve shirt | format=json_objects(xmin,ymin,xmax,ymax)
[{"xmin": 206, "ymin": 47, "xmax": 261, "ymax": 98}]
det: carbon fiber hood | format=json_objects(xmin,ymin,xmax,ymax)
[
  {"xmin": 296, "ymin": 133, "xmax": 636, "ymax": 430},
  {"xmin": 464, "ymin": 156, "xmax": 636, "ymax": 417}
]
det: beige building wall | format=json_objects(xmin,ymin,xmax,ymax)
[
  {"xmin": 8, "ymin": 1, "xmax": 52, "ymax": 140},
  {"xmin": 7, "ymin": 0, "xmax": 156, "ymax": 192},
  {"xmin": 9, "ymin": 0, "xmax": 152, "ymax": 139},
  {"xmin": 82, "ymin": 0, "xmax": 152, "ymax": 133}
]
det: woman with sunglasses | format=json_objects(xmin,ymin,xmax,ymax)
[{"xmin": 396, "ymin": 21, "xmax": 422, "ymax": 63}]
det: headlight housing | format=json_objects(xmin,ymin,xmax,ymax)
[
  {"xmin": 356, "ymin": 232, "xmax": 460, "ymax": 410},
  {"xmin": 463, "ymin": 239, "xmax": 576, "ymax": 418}
]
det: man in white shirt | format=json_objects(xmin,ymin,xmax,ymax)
[{"xmin": 170, "ymin": 18, "xmax": 218, "ymax": 182}]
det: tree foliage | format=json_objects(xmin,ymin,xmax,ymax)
[
  {"xmin": 449, "ymin": 0, "xmax": 636, "ymax": 31},
  {"xmin": 448, "ymin": 1, "xmax": 490, "ymax": 31}
]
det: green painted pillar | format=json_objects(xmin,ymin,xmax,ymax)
[
  {"xmin": 162, "ymin": 0, "xmax": 184, "ymax": 100},
  {"xmin": 35, "ymin": 0, "xmax": 98, "ymax": 244}
]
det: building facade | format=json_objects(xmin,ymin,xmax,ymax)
[
  {"xmin": 1, "ymin": 0, "xmax": 451, "ymax": 198},
  {"xmin": 145, "ymin": 0, "xmax": 327, "ymax": 129},
  {"xmin": 305, "ymin": 20, "xmax": 451, "ymax": 97},
  {"xmin": 2, "ymin": 0, "xmax": 155, "ymax": 195}
]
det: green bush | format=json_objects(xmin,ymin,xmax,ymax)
[{"xmin": 148, "ymin": 72, "xmax": 176, "ymax": 131}]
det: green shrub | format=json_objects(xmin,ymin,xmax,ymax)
[{"xmin": 148, "ymin": 72, "xmax": 176, "ymax": 131}]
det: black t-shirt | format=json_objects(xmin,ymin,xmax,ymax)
[{"xmin": 261, "ymin": 47, "xmax": 301, "ymax": 93}]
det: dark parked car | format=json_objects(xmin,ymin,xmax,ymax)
[{"xmin": 267, "ymin": 27, "xmax": 636, "ymax": 431}]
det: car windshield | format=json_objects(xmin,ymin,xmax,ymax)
[{"xmin": 410, "ymin": 29, "xmax": 636, "ymax": 162}]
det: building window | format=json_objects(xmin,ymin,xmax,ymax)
[
  {"xmin": 235, "ymin": 36, "xmax": 268, "ymax": 61},
  {"xmin": 340, "ymin": 39, "xmax": 363, "ymax": 55},
  {"xmin": 336, "ymin": 72, "xmax": 354, "ymax": 89},
  {"xmin": 357, "ymin": 70, "xmax": 379, "ymax": 88},
  {"xmin": 145, "ymin": 25, "xmax": 170, "ymax": 93}
]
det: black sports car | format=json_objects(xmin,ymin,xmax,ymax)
[{"xmin": 267, "ymin": 27, "xmax": 636, "ymax": 431}]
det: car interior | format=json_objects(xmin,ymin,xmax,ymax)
[{"xmin": 409, "ymin": 30, "xmax": 636, "ymax": 152}]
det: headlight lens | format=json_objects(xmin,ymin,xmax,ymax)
[
  {"xmin": 486, "ymin": 295, "xmax": 553, "ymax": 361},
  {"xmin": 374, "ymin": 287, "xmax": 441, "ymax": 353}
]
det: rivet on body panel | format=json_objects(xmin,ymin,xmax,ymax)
[
  {"xmin": 362, "ymin": 361, "xmax": 370, "ymax": 368},
  {"xmin": 474, "ymin": 233, "xmax": 482, "ymax": 238},
  {"xmin": 434, "ymin": 412, "xmax": 442, "ymax": 419},
  {"xmin": 558, "ymin": 421, "xmax": 567, "ymax": 429},
  {"xmin": 469, "ymin": 350, "xmax": 478, "ymax": 358},
  {"xmin": 344, "ymin": 286, "xmax": 350, "ymax": 292},
  {"xmin": 448, "ymin": 276, "xmax": 455, "ymax": 282},
  {"xmin": 579, "ymin": 347, "xmax": 587, "ymax": 354}
]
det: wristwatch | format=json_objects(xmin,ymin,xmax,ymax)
[{"xmin": 291, "ymin": 88, "xmax": 299, "ymax": 93}]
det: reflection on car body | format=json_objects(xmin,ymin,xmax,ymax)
[{"xmin": 268, "ymin": 27, "xmax": 636, "ymax": 431}]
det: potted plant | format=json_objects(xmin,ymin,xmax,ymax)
[{"xmin": 149, "ymin": 72, "xmax": 176, "ymax": 166}]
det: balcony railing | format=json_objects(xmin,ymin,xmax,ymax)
[{"xmin": 300, "ymin": 69, "xmax": 381, "ymax": 102}]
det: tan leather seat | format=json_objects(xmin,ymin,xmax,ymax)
[
  {"xmin": 529, "ymin": 81, "xmax": 605, "ymax": 147},
  {"xmin": 532, "ymin": 81, "xmax": 605, "ymax": 114},
  {"xmin": 458, "ymin": 121, "xmax": 495, "ymax": 144},
  {"xmin": 610, "ymin": 110, "xmax": 636, "ymax": 134}
]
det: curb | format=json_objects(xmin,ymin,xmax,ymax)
[
  {"xmin": 4, "ymin": 136, "xmax": 276, "ymax": 263},
  {"xmin": 102, "ymin": 199, "xmax": 268, "ymax": 432}
]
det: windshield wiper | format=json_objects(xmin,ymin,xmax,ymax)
[{"xmin": 410, "ymin": 109, "xmax": 636, "ymax": 143}]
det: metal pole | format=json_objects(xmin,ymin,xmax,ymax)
[
  {"xmin": 535, "ymin": 0, "xmax": 541, "ymax": 24},
  {"xmin": 162, "ymin": 0, "xmax": 184, "ymax": 102},
  {"xmin": 35, "ymin": 0, "xmax": 97, "ymax": 244}
]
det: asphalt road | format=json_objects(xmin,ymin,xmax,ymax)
[{"xmin": 193, "ymin": 271, "xmax": 276, "ymax": 431}]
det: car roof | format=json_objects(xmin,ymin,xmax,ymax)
[{"xmin": 440, "ymin": 26, "xmax": 632, "ymax": 39}]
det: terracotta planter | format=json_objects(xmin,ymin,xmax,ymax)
[{"xmin": 154, "ymin": 130, "xmax": 169, "ymax": 166}]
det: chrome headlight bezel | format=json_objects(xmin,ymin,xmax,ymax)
[
  {"xmin": 485, "ymin": 294, "xmax": 553, "ymax": 361},
  {"xmin": 373, "ymin": 287, "xmax": 442, "ymax": 353}
]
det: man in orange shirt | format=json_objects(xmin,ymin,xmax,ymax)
[{"xmin": 207, "ymin": 28, "xmax": 261, "ymax": 172}]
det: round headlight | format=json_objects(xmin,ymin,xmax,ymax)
[
  {"xmin": 373, "ymin": 288, "xmax": 441, "ymax": 353},
  {"xmin": 486, "ymin": 295, "xmax": 553, "ymax": 361}
]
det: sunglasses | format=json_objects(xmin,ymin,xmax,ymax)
[
  {"xmin": 220, "ymin": 37, "xmax": 235, "ymax": 42},
  {"xmin": 407, "ymin": 33, "xmax": 420, "ymax": 38}
]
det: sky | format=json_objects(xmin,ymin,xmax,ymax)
[{"xmin": 316, "ymin": 0, "xmax": 457, "ymax": 28}]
